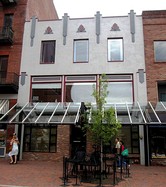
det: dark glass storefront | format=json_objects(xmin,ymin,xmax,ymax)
[{"xmin": 149, "ymin": 126, "xmax": 166, "ymax": 160}]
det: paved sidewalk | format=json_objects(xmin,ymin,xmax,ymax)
[{"xmin": 0, "ymin": 158, "xmax": 165, "ymax": 187}]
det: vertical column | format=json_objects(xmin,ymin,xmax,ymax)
[
  {"xmin": 63, "ymin": 13, "xmax": 68, "ymax": 45},
  {"xmin": 95, "ymin": 11, "xmax": 101, "ymax": 44},
  {"xmin": 130, "ymin": 10, "xmax": 135, "ymax": 43},
  {"xmin": 138, "ymin": 69, "xmax": 145, "ymax": 84},
  {"xmin": 30, "ymin": 16, "xmax": 36, "ymax": 47}
]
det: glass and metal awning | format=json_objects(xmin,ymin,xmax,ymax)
[
  {"xmin": 0, "ymin": 102, "xmax": 81, "ymax": 125},
  {"xmin": 87, "ymin": 102, "xmax": 166, "ymax": 125},
  {"xmin": 0, "ymin": 101, "xmax": 166, "ymax": 125}
]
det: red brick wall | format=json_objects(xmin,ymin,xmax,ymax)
[
  {"xmin": 0, "ymin": 1, "xmax": 27, "ymax": 75},
  {"xmin": 57, "ymin": 125, "xmax": 70, "ymax": 156},
  {"xmin": 142, "ymin": 10, "xmax": 166, "ymax": 103},
  {"xmin": 26, "ymin": 0, "xmax": 59, "ymax": 21}
]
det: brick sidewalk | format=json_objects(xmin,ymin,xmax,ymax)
[{"xmin": 0, "ymin": 158, "xmax": 165, "ymax": 187}]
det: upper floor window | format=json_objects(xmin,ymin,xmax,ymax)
[
  {"xmin": 102, "ymin": 74, "xmax": 133, "ymax": 104},
  {"xmin": 108, "ymin": 38, "xmax": 123, "ymax": 62},
  {"xmin": 40, "ymin": 41, "xmax": 55, "ymax": 64},
  {"xmin": 4, "ymin": 14, "xmax": 13, "ymax": 28},
  {"xmin": 158, "ymin": 83, "xmax": 166, "ymax": 101},
  {"xmin": 31, "ymin": 76, "xmax": 62, "ymax": 102},
  {"xmin": 154, "ymin": 41, "xmax": 166, "ymax": 62},
  {"xmin": 65, "ymin": 75, "xmax": 96, "ymax": 102},
  {"xmin": 0, "ymin": 56, "xmax": 8, "ymax": 82},
  {"xmin": 66, "ymin": 82, "xmax": 96, "ymax": 102},
  {"xmin": 106, "ymin": 82, "xmax": 133, "ymax": 104},
  {"xmin": 74, "ymin": 39, "xmax": 89, "ymax": 63},
  {"xmin": 0, "ymin": 56, "xmax": 8, "ymax": 71}
]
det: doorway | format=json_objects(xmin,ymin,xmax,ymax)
[{"xmin": 70, "ymin": 125, "xmax": 86, "ymax": 158}]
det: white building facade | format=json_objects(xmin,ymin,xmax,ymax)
[{"xmin": 17, "ymin": 11, "xmax": 147, "ymax": 164}]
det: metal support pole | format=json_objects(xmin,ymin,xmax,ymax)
[
  {"xmin": 113, "ymin": 158, "xmax": 116, "ymax": 185},
  {"xmin": 61, "ymin": 156, "xmax": 69, "ymax": 186},
  {"xmin": 144, "ymin": 125, "xmax": 150, "ymax": 166}
]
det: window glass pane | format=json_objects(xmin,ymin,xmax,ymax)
[
  {"xmin": 117, "ymin": 126, "xmax": 131, "ymax": 152},
  {"xmin": 118, "ymin": 126, "xmax": 139, "ymax": 154},
  {"xmin": 106, "ymin": 82, "xmax": 133, "ymax": 104},
  {"xmin": 51, "ymin": 128, "xmax": 57, "ymax": 135},
  {"xmin": 158, "ymin": 83, "xmax": 166, "ymax": 101},
  {"xmin": 133, "ymin": 148, "xmax": 139, "ymax": 153},
  {"xmin": 50, "ymin": 136, "xmax": 56, "ymax": 143},
  {"xmin": 32, "ymin": 83, "xmax": 61, "ymax": 102},
  {"xmin": 160, "ymin": 93, "xmax": 166, "ymax": 101},
  {"xmin": 154, "ymin": 41, "xmax": 166, "ymax": 62},
  {"xmin": 132, "ymin": 139, "xmax": 139, "ymax": 146},
  {"xmin": 74, "ymin": 40, "xmax": 88, "ymax": 62},
  {"xmin": 30, "ymin": 128, "xmax": 49, "ymax": 152},
  {"xmin": 0, "ymin": 56, "xmax": 8, "ymax": 82},
  {"xmin": 4, "ymin": 14, "xmax": 13, "ymax": 28},
  {"xmin": 150, "ymin": 128, "xmax": 166, "ymax": 158},
  {"xmin": 104, "ymin": 125, "xmax": 138, "ymax": 154},
  {"xmin": 25, "ymin": 127, "xmax": 30, "ymax": 134},
  {"xmin": 32, "ymin": 83, "xmax": 61, "ymax": 89},
  {"xmin": 66, "ymin": 83, "xmax": 96, "ymax": 102},
  {"xmin": 108, "ymin": 39, "xmax": 123, "ymax": 61},
  {"xmin": 24, "ymin": 134, "xmax": 30, "ymax": 151},
  {"xmin": 41, "ymin": 41, "xmax": 55, "ymax": 64},
  {"xmin": 23, "ymin": 126, "xmax": 57, "ymax": 152},
  {"xmin": 50, "ymin": 145, "xmax": 56, "ymax": 152},
  {"xmin": 0, "ymin": 130, "xmax": 6, "ymax": 146}
]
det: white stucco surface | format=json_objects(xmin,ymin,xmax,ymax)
[{"xmin": 18, "ymin": 14, "xmax": 147, "ymax": 105}]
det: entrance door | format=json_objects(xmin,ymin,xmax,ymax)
[{"xmin": 70, "ymin": 126, "xmax": 86, "ymax": 158}]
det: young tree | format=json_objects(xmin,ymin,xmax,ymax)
[
  {"xmin": 83, "ymin": 74, "xmax": 121, "ymax": 186},
  {"xmin": 84, "ymin": 74, "xmax": 121, "ymax": 146}
]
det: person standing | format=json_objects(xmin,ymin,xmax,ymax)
[
  {"xmin": 120, "ymin": 140, "xmax": 125, "ymax": 168},
  {"xmin": 114, "ymin": 138, "xmax": 121, "ymax": 168},
  {"xmin": 8, "ymin": 133, "xmax": 19, "ymax": 164},
  {"xmin": 120, "ymin": 140, "xmax": 125, "ymax": 153},
  {"xmin": 115, "ymin": 138, "xmax": 121, "ymax": 154}
]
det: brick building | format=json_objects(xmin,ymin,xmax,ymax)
[
  {"xmin": 142, "ymin": 10, "xmax": 166, "ymax": 165},
  {"xmin": 0, "ymin": 0, "xmax": 58, "ymax": 157}
]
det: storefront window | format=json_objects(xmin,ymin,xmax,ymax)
[
  {"xmin": 32, "ymin": 83, "xmax": 61, "ymax": 102},
  {"xmin": 104, "ymin": 126, "xmax": 139, "ymax": 154},
  {"xmin": 0, "ymin": 130, "xmax": 6, "ymax": 157},
  {"xmin": 23, "ymin": 125, "xmax": 57, "ymax": 152},
  {"xmin": 106, "ymin": 82, "xmax": 133, "ymax": 104},
  {"xmin": 150, "ymin": 127, "xmax": 166, "ymax": 158},
  {"xmin": 0, "ymin": 130, "xmax": 6, "ymax": 147},
  {"xmin": 117, "ymin": 125, "xmax": 139, "ymax": 154},
  {"xmin": 66, "ymin": 82, "xmax": 96, "ymax": 102}
]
